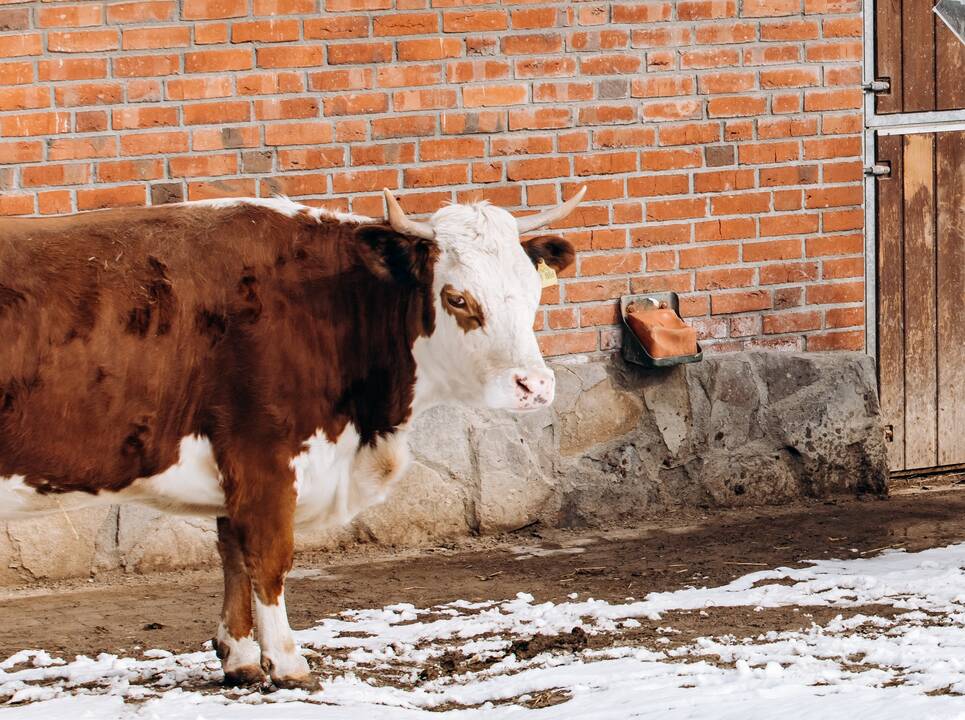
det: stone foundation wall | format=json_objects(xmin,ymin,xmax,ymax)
[{"xmin": 0, "ymin": 350, "xmax": 888, "ymax": 586}]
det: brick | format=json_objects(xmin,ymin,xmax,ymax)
[
  {"xmin": 517, "ymin": 58, "xmax": 578, "ymax": 80},
  {"xmin": 373, "ymin": 12, "xmax": 437, "ymax": 36},
  {"xmin": 421, "ymin": 137, "xmax": 485, "ymax": 161},
  {"xmin": 48, "ymin": 30, "xmax": 119, "ymax": 54},
  {"xmin": 512, "ymin": 7, "xmax": 558, "ymax": 29},
  {"xmin": 37, "ymin": 190, "xmax": 72, "ymax": 215},
  {"xmin": 182, "ymin": 100, "xmax": 249, "ymax": 125},
  {"xmin": 581, "ymin": 252, "xmax": 642, "ymax": 276},
  {"xmin": 77, "ymin": 185, "xmax": 146, "ymax": 210},
  {"xmin": 254, "ymin": 97, "xmax": 319, "ymax": 120},
  {"xmin": 372, "ymin": 114, "xmax": 436, "ymax": 138},
  {"xmin": 240, "ymin": 71, "xmax": 306, "ymax": 95},
  {"xmin": 647, "ymin": 197, "xmax": 706, "ymax": 221},
  {"xmin": 0, "ymin": 35, "xmax": 41, "ymax": 58},
  {"xmin": 538, "ymin": 331, "xmax": 597, "ymax": 357},
  {"xmin": 49, "ymin": 136, "xmax": 116, "ymax": 161},
  {"xmin": 575, "ymin": 151, "xmax": 637, "ymax": 176},
  {"xmin": 660, "ymin": 122, "xmax": 720, "ymax": 146},
  {"xmin": 806, "ymin": 280, "xmax": 863, "ymax": 304},
  {"xmin": 0, "ymin": 8, "xmax": 30, "ymax": 32},
  {"xmin": 192, "ymin": 125, "xmax": 259, "ymax": 150},
  {"xmin": 641, "ymin": 148, "xmax": 701, "ymax": 171},
  {"xmin": 580, "ymin": 54, "xmax": 641, "ymax": 74},
  {"xmin": 258, "ymin": 45, "xmax": 325, "ymax": 68},
  {"xmin": 169, "ymin": 154, "xmax": 238, "ymax": 177},
  {"xmin": 194, "ymin": 22, "xmax": 229, "ymax": 44},
  {"xmin": 804, "ymin": 88, "xmax": 862, "ymax": 111},
  {"xmin": 738, "ymin": 141, "xmax": 799, "ymax": 164},
  {"xmin": 632, "ymin": 76, "xmax": 695, "ymax": 98},
  {"xmin": 628, "ymin": 173, "xmax": 690, "ymax": 196},
  {"xmin": 122, "ymin": 26, "xmax": 190, "ymax": 51},
  {"xmin": 38, "ymin": 4, "xmax": 103, "ymax": 27},
  {"xmin": 0, "ymin": 61, "xmax": 33, "ymax": 86},
  {"xmin": 806, "ymin": 233, "xmax": 862, "ymax": 257},
  {"xmin": 803, "ymin": 136, "xmax": 861, "ymax": 160},
  {"xmin": 108, "ymin": 2, "xmax": 176, "ymax": 23},
  {"xmin": 760, "ymin": 261, "xmax": 818, "ymax": 284},
  {"xmin": 760, "ymin": 19, "xmax": 819, "ymax": 40},
  {"xmin": 502, "ymin": 33, "xmax": 563, "ymax": 55},
  {"xmin": 698, "ymin": 71, "xmax": 756, "ymax": 94},
  {"xmin": 232, "ymin": 19, "xmax": 300, "ymax": 43},
  {"xmin": 507, "ymin": 156, "xmax": 569, "ymax": 181},
  {"xmin": 190, "ymin": 178, "xmax": 257, "ymax": 200},
  {"xmin": 711, "ymin": 289, "xmax": 771, "ymax": 314},
  {"xmin": 760, "ymin": 68, "xmax": 820, "ymax": 88},
  {"xmin": 763, "ymin": 310, "xmax": 820, "ymax": 334},
  {"xmin": 594, "ymin": 126, "xmax": 655, "ymax": 148},
  {"xmin": 397, "ymin": 38, "xmax": 463, "ymax": 61},
  {"xmin": 114, "ymin": 54, "xmax": 181, "ymax": 77},
  {"xmin": 278, "ymin": 147, "xmax": 344, "ymax": 170},
  {"xmin": 304, "ymin": 15, "xmax": 368, "ymax": 39},
  {"xmin": 182, "ymin": 0, "xmax": 247, "ymax": 20},
  {"xmin": 21, "ymin": 163, "xmax": 90, "ymax": 188},
  {"xmin": 679, "ymin": 243, "xmax": 739, "ymax": 268},
  {"xmin": 696, "ymin": 22, "xmax": 756, "ymax": 44},
  {"xmin": 696, "ymin": 267, "xmax": 756, "ymax": 290},
  {"xmin": 0, "ymin": 86, "xmax": 50, "ymax": 111},
  {"xmin": 742, "ymin": 0, "xmax": 800, "ymax": 16},
  {"xmin": 323, "ymin": 92, "xmax": 389, "ymax": 115},
  {"xmin": 491, "ymin": 135, "xmax": 553, "ymax": 156},
  {"xmin": 509, "ymin": 107, "xmax": 571, "ymax": 130},
  {"xmin": 404, "ymin": 163, "xmax": 468, "ymax": 188},
  {"xmin": 112, "ymin": 106, "xmax": 178, "ymax": 129},
  {"xmin": 463, "ymin": 84, "xmax": 527, "ymax": 107},
  {"xmin": 631, "ymin": 26, "xmax": 692, "ymax": 48},
  {"xmin": 0, "ymin": 140, "xmax": 42, "ymax": 164},
  {"xmin": 807, "ymin": 330, "xmax": 863, "ymax": 351},
  {"xmin": 825, "ymin": 306, "xmax": 863, "ymax": 328},
  {"xmin": 120, "ymin": 131, "xmax": 189, "ymax": 155},
  {"xmin": 711, "ymin": 191, "xmax": 770, "ymax": 215},
  {"xmin": 693, "ymin": 169, "xmax": 754, "ymax": 193},
  {"xmin": 378, "ymin": 64, "xmax": 443, "ymax": 88},
  {"xmin": 264, "ymin": 121, "xmax": 333, "ymax": 146},
  {"xmin": 708, "ymin": 95, "xmax": 767, "ymax": 117},
  {"xmin": 443, "ymin": 10, "xmax": 507, "ymax": 32},
  {"xmin": 758, "ymin": 213, "xmax": 819, "ymax": 237},
  {"xmin": 805, "ymin": 41, "xmax": 861, "ymax": 62},
  {"xmin": 678, "ymin": 0, "xmax": 737, "ymax": 19},
  {"xmin": 0, "ymin": 195, "xmax": 34, "ymax": 216},
  {"xmin": 331, "ymin": 168, "xmax": 398, "ymax": 193},
  {"xmin": 631, "ymin": 222, "xmax": 691, "ymax": 247},
  {"xmin": 0, "ymin": 111, "xmax": 71, "ymax": 137},
  {"xmin": 823, "ymin": 208, "xmax": 863, "ymax": 232},
  {"xmin": 96, "ymin": 159, "xmax": 165, "ymax": 183},
  {"xmin": 805, "ymin": 186, "xmax": 862, "ymax": 209},
  {"xmin": 760, "ymin": 164, "xmax": 817, "ymax": 187}
]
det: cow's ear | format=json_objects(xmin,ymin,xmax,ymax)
[
  {"xmin": 521, "ymin": 235, "xmax": 575, "ymax": 273},
  {"xmin": 355, "ymin": 224, "xmax": 436, "ymax": 285}
]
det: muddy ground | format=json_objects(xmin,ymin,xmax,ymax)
[{"xmin": 2, "ymin": 484, "xmax": 964, "ymax": 661}]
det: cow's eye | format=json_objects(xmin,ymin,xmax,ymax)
[{"xmin": 447, "ymin": 294, "xmax": 467, "ymax": 309}]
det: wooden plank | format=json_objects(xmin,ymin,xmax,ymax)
[
  {"xmin": 876, "ymin": 0, "xmax": 903, "ymax": 114},
  {"xmin": 876, "ymin": 134, "xmax": 906, "ymax": 471},
  {"xmin": 937, "ymin": 15, "xmax": 965, "ymax": 111},
  {"xmin": 902, "ymin": 133, "xmax": 938, "ymax": 469},
  {"xmin": 936, "ymin": 130, "xmax": 965, "ymax": 465},
  {"xmin": 902, "ymin": 0, "xmax": 937, "ymax": 112}
]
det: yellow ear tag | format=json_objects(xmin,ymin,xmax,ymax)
[{"xmin": 537, "ymin": 259, "xmax": 558, "ymax": 289}]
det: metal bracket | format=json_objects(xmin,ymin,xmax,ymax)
[
  {"xmin": 862, "ymin": 79, "xmax": 891, "ymax": 93},
  {"xmin": 864, "ymin": 163, "xmax": 891, "ymax": 177}
]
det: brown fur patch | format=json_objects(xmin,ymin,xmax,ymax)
[
  {"xmin": 521, "ymin": 235, "xmax": 576, "ymax": 273},
  {"xmin": 441, "ymin": 283, "xmax": 485, "ymax": 332}
]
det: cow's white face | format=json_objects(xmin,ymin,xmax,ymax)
[{"xmin": 404, "ymin": 200, "xmax": 577, "ymax": 412}]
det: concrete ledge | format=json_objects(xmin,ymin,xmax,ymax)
[{"xmin": 0, "ymin": 351, "xmax": 888, "ymax": 585}]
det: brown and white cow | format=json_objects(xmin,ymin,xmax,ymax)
[{"xmin": 0, "ymin": 188, "xmax": 581, "ymax": 689}]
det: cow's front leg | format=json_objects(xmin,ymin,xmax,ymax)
[
  {"xmin": 214, "ymin": 517, "xmax": 265, "ymax": 686},
  {"xmin": 224, "ymin": 452, "xmax": 316, "ymax": 691}
]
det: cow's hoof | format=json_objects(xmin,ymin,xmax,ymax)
[
  {"xmin": 272, "ymin": 673, "xmax": 320, "ymax": 692},
  {"xmin": 223, "ymin": 665, "xmax": 267, "ymax": 688}
]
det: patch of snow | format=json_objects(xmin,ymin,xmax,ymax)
[{"xmin": 3, "ymin": 544, "xmax": 965, "ymax": 718}]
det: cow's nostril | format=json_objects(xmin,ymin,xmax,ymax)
[{"xmin": 515, "ymin": 376, "xmax": 532, "ymax": 395}]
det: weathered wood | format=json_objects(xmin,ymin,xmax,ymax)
[
  {"xmin": 876, "ymin": 0, "xmax": 904, "ymax": 114},
  {"xmin": 936, "ymin": 131, "xmax": 965, "ymax": 465},
  {"xmin": 937, "ymin": 15, "xmax": 965, "ymax": 110},
  {"xmin": 902, "ymin": 133, "xmax": 938, "ymax": 469},
  {"xmin": 876, "ymin": 134, "xmax": 906, "ymax": 471},
  {"xmin": 903, "ymin": 0, "xmax": 937, "ymax": 112}
]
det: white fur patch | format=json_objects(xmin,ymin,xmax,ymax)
[
  {"xmin": 290, "ymin": 424, "xmax": 410, "ymax": 528},
  {"xmin": 122, "ymin": 435, "xmax": 225, "ymax": 515},
  {"xmin": 216, "ymin": 623, "xmax": 261, "ymax": 673},
  {"xmin": 187, "ymin": 196, "xmax": 372, "ymax": 226},
  {"xmin": 254, "ymin": 593, "xmax": 309, "ymax": 682}
]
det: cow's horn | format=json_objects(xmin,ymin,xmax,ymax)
[
  {"xmin": 515, "ymin": 186, "xmax": 587, "ymax": 234},
  {"xmin": 383, "ymin": 189, "xmax": 434, "ymax": 240}
]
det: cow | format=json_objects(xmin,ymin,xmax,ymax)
[{"xmin": 0, "ymin": 187, "xmax": 582, "ymax": 689}]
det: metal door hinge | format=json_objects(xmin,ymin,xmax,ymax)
[
  {"xmin": 862, "ymin": 80, "xmax": 891, "ymax": 93},
  {"xmin": 864, "ymin": 163, "xmax": 891, "ymax": 177}
]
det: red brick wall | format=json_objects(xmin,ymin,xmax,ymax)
[{"xmin": 0, "ymin": 0, "xmax": 865, "ymax": 356}]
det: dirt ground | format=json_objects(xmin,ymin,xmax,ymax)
[{"xmin": 2, "ymin": 484, "xmax": 965, "ymax": 661}]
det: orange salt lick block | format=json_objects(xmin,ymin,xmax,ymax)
[{"xmin": 625, "ymin": 304, "xmax": 698, "ymax": 359}]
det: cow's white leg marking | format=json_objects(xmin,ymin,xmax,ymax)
[
  {"xmin": 254, "ymin": 592, "xmax": 312, "ymax": 687},
  {"xmin": 216, "ymin": 623, "xmax": 262, "ymax": 676}
]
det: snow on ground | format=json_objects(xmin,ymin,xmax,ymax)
[{"xmin": 3, "ymin": 544, "xmax": 965, "ymax": 719}]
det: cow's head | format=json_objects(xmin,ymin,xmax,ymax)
[{"xmin": 375, "ymin": 188, "xmax": 582, "ymax": 412}]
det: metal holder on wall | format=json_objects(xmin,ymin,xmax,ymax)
[{"xmin": 620, "ymin": 291, "xmax": 703, "ymax": 368}]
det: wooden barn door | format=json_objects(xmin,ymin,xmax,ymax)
[
  {"xmin": 875, "ymin": 132, "xmax": 965, "ymax": 472},
  {"xmin": 870, "ymin": 1, "xmax": 965, "ymax": 473}
]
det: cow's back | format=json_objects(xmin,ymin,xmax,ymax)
[{"xmin": 0, "ymin": 204, "xmax": 286, "ymax": 495}]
